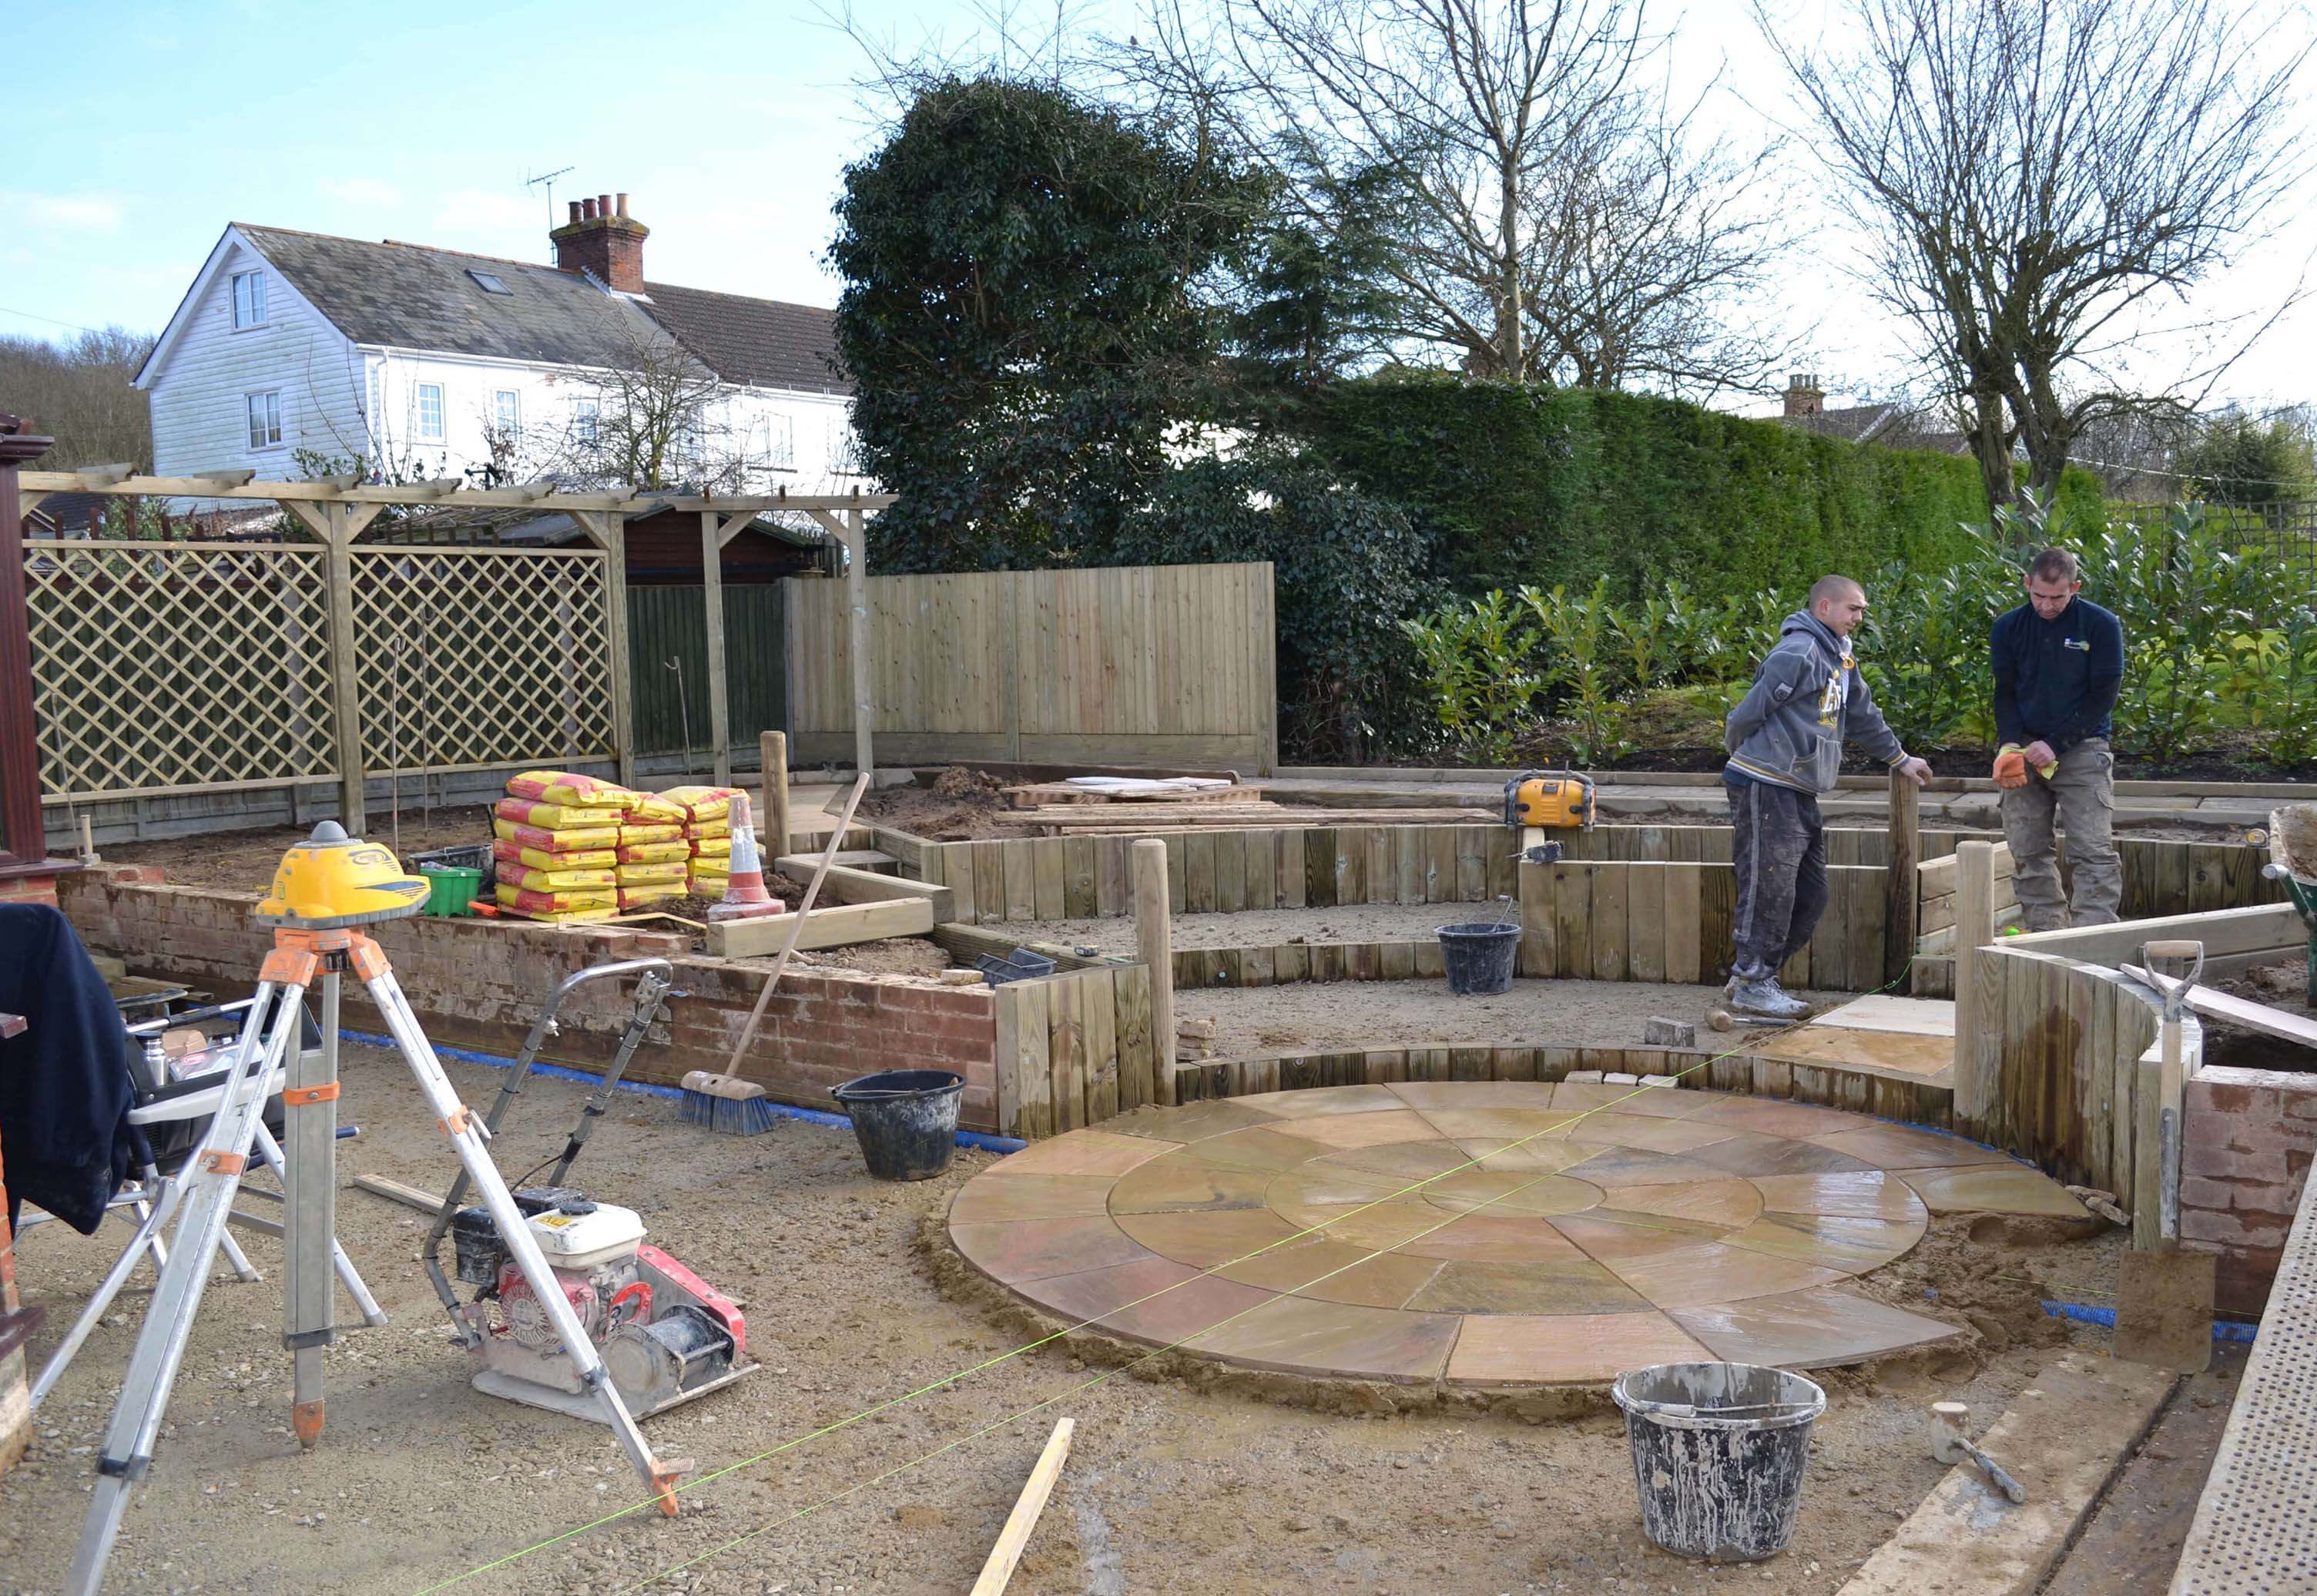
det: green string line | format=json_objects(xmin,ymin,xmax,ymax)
[{"xmin": 421, "ymin": 984, "xmax": 1887, "ymax": 1594}]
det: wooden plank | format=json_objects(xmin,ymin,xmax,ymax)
[
  {"xmin": 1699, "ymin": 863, "xmax": 1735, "ymax": 982},
  {"xmin": 352, "ymin": 1173, "xmax": 447, "ymax": 1212},
  {"xmin": 2003, "ymin": 904, "xmax": 2302, "ymax": 967},
  {"xmin": 1592, "ymin": 861, "xmax": 1630, "ymax": 981},
  {"xmin": 971, "ymin": 840, "xmax": 1004, "ymax": 926},
  {"xmin": 1276, "ymin": 942, "xmax": 1309, "ymax": 984},
  {"xmin": 1008, "ymin": 981, "xmax": 1053, "ymax": 1138},
  {"xmin": 1379, "ymin": 940, "xmax": 1416, "ymax": 981},
  {"xmin": 1457, "ymin": 824, "xmax": 1489, "ymax": 902},
  {"xmin": 1166, "ymin": 834, "xmax": 1186, "ymax": 915},
  {"xmin": 2121, "ymin": 967, "xmax": 2317, "ymax": 1051},
  {"xmin": 1184, "ymin": 830, "xmax": 1218, "ymax": 914},
  {"xmin": 1279, "ymin": 826, "xmax": 1306, "ymax": 910},
  {"xmin": 1369, "ymin": 826, "xmax": 1394, "ymax": 906},
  {"xmin": 1628, "ymin": 860, "xmax": 1667, "ymax": 984},
  {"xmin": 1336, "ymin": 824, "xmax": 1371, "ymax": 905},
  {"xmin": 1305, "ymin": 828, "xmax": 1337, "ymax": 909},
  {"xmin": 1486, "ymin": 826, "xmax": 1518, "ymax": 903},
  {"xmin": 1001, "ymin": 839, "xmax": 1038, "ymax": 923},
  {"xmin": 1949, "ymin": 842, "xmax": 1997, "ymax": 1121},
  {"xmin": 1395, "ymin": 825, "xmax": 1426, "ymax": 905},
  {"xmin": 1427, "ymin": 825, "xmax": 1458, "ymax": 906},
  {"xmin": 1031, "ymin": 839, "xmax": 1067, "ymax": 921},
  {"xmin": 1886, "ymin": 769, "xmax": 1919, "ymax": 989},
  {"xmin": 1095, "ymin": 835, "xmax": 1128, "ymax": 918},
  {"xmin": 1664, "ymin": 862, "xmax": 1703, "ymax": 986},
  {"xmin": 992, "ymin": 974, "xmax": 1026, "ymax": 1134},
  {"xmin": 1518, "ymin": 860, "xmax": 1555, "ymax": 979},
  {"xmin": 1243, "ymin": 828, "xmax": 1279, "ymax": 910},
  {"xmin": 1083, "ymin": 971, "xmax": 1120, "ymax": 1125},
  {"xmin": 1050, "ymin": 977, "xmax": 1087, "ymax": 1132},
  {"xmin": 1555, "ymin": 863, "xmax": 1593, "ymax": 981},
  {"xmin": 1848, "ymin": 867, "xmax": 1886, "ymax": 994},
  {"xmin": 705, "ymin": 897, "xmax": 936, "ymax": 958},
  {"xmin": 1061, "ymin": 837, "xmax": 1098, "ymax": 920},
  {"xmin": 969, "ymin": 1417, "xmax": 1077, "ymax": 1596},
  {"xmin": 1215, "ymin": 824, "xmax": 1248, "ymax": 914}
]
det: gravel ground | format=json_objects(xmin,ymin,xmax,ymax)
[
  {"xmin": 5, "ymin": 1040, "xmax": 2118, "ymax": 1596},
  {"xmin": 1002, "ymin": 901, "xmax": 1504, "ymax": 956}
]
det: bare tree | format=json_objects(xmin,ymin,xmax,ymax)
[
  {"xmin": 0, "ymin": 327, "xmax": 156, "ymax": 470},
  {"xmin": 1119, "ymin": 0, "xmax": 1795, "ymax": 394},
  {"xmin": 546, "ymin": 317, "xmax": 764, "ymax": 492},
  {"xmin": 1765, "ymin": 0, "xmax": 2310, "ymax": 509}
]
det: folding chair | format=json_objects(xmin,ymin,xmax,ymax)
[{"xmin": 25, "ymin": 991, "xmax": 387, "ymax": 1410}]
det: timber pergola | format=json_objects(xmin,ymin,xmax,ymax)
[{"xmin": 19, "ymin": 469, "xmax": 894, "ymax": 831}]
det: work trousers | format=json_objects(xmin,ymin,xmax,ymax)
[
  {"xmin": 2000, "ymin": 737, "xmax": 2121, "ymax": 930},
  {"xmin": 1727, "ymin": 779, "xmax": 1826, "ymax": 983}
]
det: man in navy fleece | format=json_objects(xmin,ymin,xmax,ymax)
[{"xmin": 1990, "ymin": 547, "xmax": 2126, "ymax": 928}]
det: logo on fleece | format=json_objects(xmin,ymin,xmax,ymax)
[{"xmin": 1818, "ymin": 650, "xmax": 1854, "ymax": 727}]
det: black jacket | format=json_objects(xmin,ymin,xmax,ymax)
[
  {"xmin": 1991, "ymin": 598, "xmax": 2125, "ymax": 753},
  {"xmin": 0, "ymin": 904, "xmax": 132, "ymax": 1235}
]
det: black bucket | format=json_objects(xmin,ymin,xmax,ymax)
[
  {"xmin": 1437, "ymin": 922, "xmax": 1521, "ymax": 995},
  {"xmin": 830, "ymin": 1069, "xmax": 967, "ymax": 1181},
  {"xmin": 1611, "ymin": 1362, "xmax": 1826, "ymax": 1562}
]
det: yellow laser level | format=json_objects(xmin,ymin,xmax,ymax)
[
  {"xmin": 254, "ymin": 820, "xmax": 431, "ymax": 929},
  {"xmin": 1504, "ymin": 770, "xmax": 1596, "ymax": 863}
]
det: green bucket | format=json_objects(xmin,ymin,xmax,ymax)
[{"xmin": 418, "ymin": 862, "xmax": 484, "ymax": 917}]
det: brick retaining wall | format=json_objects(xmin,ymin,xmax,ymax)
[
  {"xmin": 2182, "ymin": 1065, "xmax": 2317, "ymax": 1317},
  {"xmin": 58, "ymin": 871, "xmax": 1002, "ymax": 1133}
]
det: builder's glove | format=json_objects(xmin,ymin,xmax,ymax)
[{"xmin": 1993, "ymin": 745, "xmax": 2030, "ymax": 789}]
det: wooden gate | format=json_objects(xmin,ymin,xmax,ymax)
[{"xmin": 785, "ymin": 562, "xmax": 1276, "ymax": 770}]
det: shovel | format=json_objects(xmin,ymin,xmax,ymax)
[{"xmin": 2114, "ymin": 938, "xmax": 2216, "ymax": 1375}]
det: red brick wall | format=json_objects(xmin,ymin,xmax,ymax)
[
  {"xmin": 2181, "ymin": 1065, "xmax": 2317, "ymax": 1317},
  {"xmin": 0, "ymin": 861, "xmax": 75, "ymax": 907},
  {"xmin": 57, "ymin": 872, "xmax": 1002, "ymax": 1133}
]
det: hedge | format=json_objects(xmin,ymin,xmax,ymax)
[{"xmin": 1299, "ymin": 372, "xmax": 2106, "ymax": 602}]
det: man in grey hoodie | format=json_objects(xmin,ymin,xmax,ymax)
[{"xmin": 1722, "ymin": 575, "xmax": 1933, "ymax": 1019}]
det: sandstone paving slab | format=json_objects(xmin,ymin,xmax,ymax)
[
  {"xmin": 1668, "ymin": 1283, "xmax": 1963, "ymax": 1368},
  {"xmin": 984, "ymin": 1128, "xmax": 1178, "ymax": 1179},
  {"xmin": 1809, "ymin": 1122, "xmax": 2014, "ymax": 1170},
  {"xmin": 1183, "ymin": 1295, "xmax": 1464, "ymax": 1383},
  {"xmin": 1447, "ymin": 1310, "xmax": 1715, "ymax": 1386},
  {"xmin": 1900, "ymin": 1163, "xmax": 2096, "ymax": 1219}
]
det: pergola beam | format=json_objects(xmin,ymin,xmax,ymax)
[{"xmin": 21, "ymin": 471, "xmax": 895, "ymax": 518}]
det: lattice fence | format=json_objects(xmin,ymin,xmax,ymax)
[
  {"xmin": 349, "ymin": 547, "xmax": 615, "ymax": 773},
  {"xmin": 22, "ymin": 541, "xmax": 338, "ymax": 799}
]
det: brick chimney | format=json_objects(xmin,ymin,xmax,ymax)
[
  {"xmin": 551, "ymin": 191, "xmax": 649, "ymax": 293},
  {"xmin": 1784, "ymin": 373, "xmax": 1824, "ymax": 417}
]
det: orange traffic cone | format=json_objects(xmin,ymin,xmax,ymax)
[{"xmin": 707, "ymin": 793, "xmax": 783, "ymax": 922}]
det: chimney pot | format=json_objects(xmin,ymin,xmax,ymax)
[
  {"xmin": 582, "ymin": 196, "xmax": 597, "ymax": 220},
  {"xmin": 615, "ymin": 193, "xmax": 629, "ymax": 218},
  {"xmin": 597, "ymin": 194, "xmax": 611, "ymax": 216},
  {"xmin": 567, "ymin": 200, "xmax": 582, "ymax": 223},
  {"xmin": 550, "ymin": 191, "xmax": 649, "ymax": 292}
]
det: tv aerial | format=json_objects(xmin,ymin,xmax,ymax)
[{"xmin": 524, "ymin": 165, "xmax": 577, "ymax": 247}]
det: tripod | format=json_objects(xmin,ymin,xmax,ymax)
[{"xmin": 65, "ymin": 924, "xmax": 689, "ymax": 1594}]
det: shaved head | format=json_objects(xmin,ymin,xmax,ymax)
[
  {"xmin": 1809, "ymin": 575, "xmax": 1867, "ymax": 638},
  {"xmin": 1809, "ymin": 575, "xmax": 1863, "ymax": 611}
]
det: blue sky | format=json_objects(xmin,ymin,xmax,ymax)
[{"xmin": 8, "ymin": 0, "xmax": 2315, "ymax": 421}]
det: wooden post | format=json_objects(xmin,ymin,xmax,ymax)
[
  {"xmin": 847, "ymin": 505, "xmax": 873, "ymax": 779},
  {"xmin": 1133, "ymin": 839, "xmax": 1175, "ymax": 1107},
  {"xmin": 1950, "ymin": 840, "xmax": 1997, "ymax": 1121},
  {"xmin": 572, "ymin": 511, "xmax": 635, "ymax": 788},
  {"xmin": 0, "ymin": 417, "xmax": 53, "ymax": 874},
  {"xmin": 280, "ymin": 499, "xmax": 384, "ymax": 839},
  {"xmin": 700, "ymin": 511, "xmax": 732, "ymax": 786},
  {"xmin": 1886, "ymin": 766, "xmax": 1920, "ymax": 990},
  {"xmin": 759, "ymin": 729, "xmax": 790, "ymax": 857}
]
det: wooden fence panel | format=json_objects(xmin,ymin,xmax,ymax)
[{"xmin": 786, "ymin": 561, "xmax": 1276, "ymax": 770}]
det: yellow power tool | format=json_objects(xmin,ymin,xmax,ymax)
[
  {"xmin": 1504, "ymin": 770, "xmax": 1597, "ymax": 863},
  {"xmin": 255, "ymin": 820, "xmax": 431, "ymax": 929}
]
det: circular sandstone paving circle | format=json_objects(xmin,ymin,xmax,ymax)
[{"xmin": 946, "ymin": 1079, "xmax": 2092, "ymax": 1386}]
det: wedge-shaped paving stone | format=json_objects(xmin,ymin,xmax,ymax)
[
  {"xmin": 1305, "ymin": 1200, "xmax": 1453, "ymax": 1252},
  {"xmin": 1684, "ymin": 1132, "xmax": 1874, "ymax": 1179},
  {"xmin": 1591, "ymin": 1242, "xmax": 1846, "ymax": 1311},
  {"xmin": 1107, "ymin": 1099, "xmax": 1281, "ymax": 1142},
  {"xmin": 1806, "ymin": 1123, "xmax": 2011, "ymax": 1170},
  {"xmin": 1388, "ymin": 1080, "xmax": 1560, "ymax": 1112},
  {"xmin": 1407, "ymin": 1257, "xmax": 1654, "ymax": 1315},
  {"xmin": 1559, "ymin": 1147, "xmax": 1730, "ymax": 1189},
  {"xmin": 1319, "ymin": 1139, "xmax": 1479, "ymax": 1182},
  {"xmin": 1668, "ymin": 1282, "xmax": 1962, "ymax": 1368},
  {"xmin": 1900, "ymin": 1162, "xmax": 2094, "ymax": 1218},
  {"xmin": 1108, "ymin": 1152, "xmax": 1274, "ymax": 1215},
  {"xmin": 1678, "ymin": 1096, "xmax": 1877, "ymax": 1139},
  {"xmin": 1184, "ymin": 1125, "xmax": 1340, "ymax": 1173},
  {"xmin": 1596, "ymin": 1177, "xmax": 1762, "ymax": 1232},
  {"xmin": 1447, "ymin": 1311, "xmax": 1714, "ymax": 1386},
  {"xmin": 1185, "ymin": 1295, "xmax": 1463, "ymax": 1383},
  {"xmin": 1213, "ymin": 1235, "xmax": 1427, "ymax": 1295},
  {"xmin": 948, "ymin": 1172, "xmax": 1120, "ymax": 1225},
  {"xmin": 1228, "ymin": 1085, "xmax": 1407, "ymax": 1117},
  {"xmin": 1118, "ymin": 1207, "xmax": 1309, "ymax": 1268},
  {"xmin": 1449, "ymin": 1137, "xmax": 1601, "ymax": 1177},
  {"xmin": 1719, "ymin": 1212, "xmax": 1923, "ymax": 1272},
  {"xmin": 1410, "ymin": 1107, "xmax": 1581, "ymax": 1145},
  {"xmin": 1397, "ymin": 1212, "xmax": 1594, "ymax": 1265},
  {"xmin": 1417, "ymin": 1168, "xmax": 1604, "ymax": 1219},
  {"xmin": 952, "ymin": 1215, "xmax": 1154, "ymax": 1282},
  {"xmin": 1289, "ymin": 1249, "xmax": 1450, "ymax": 1310},
  {"xmin": 1752, "ymin": 1170, "xmax": 1929, "ymax": 1221},
  {"xmin": 984, "ymin": 1129, "xmax": 1178, "ymax": 1179},
  {"xmin": 1269, "ymin": 1108, "xmax": 1444, "ymax": 1152},
  {"xmin": 1036, "ymin": 1258, "xmax": 1282, "ymax": 1348},
  {"xmin": 1560, "ymin": 1112, "xmax": 1745, "ymax": 1155}
]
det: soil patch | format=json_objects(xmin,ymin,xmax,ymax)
[
  {"xmin": 7, "ymin": 1040, "xmax": 2114, "ymax": 1594},
  {"xmin": 1001, "ymin": 901, "xmax": 1501, "ymax": 957},
  {"xmin": 2205, "ymin": 956, "xmax": 2317, "ymax": 1072},
  {"xmin": 102, "ymin": 806, "xmax": 495, "ymax": 890},
  {"xmin": 1172, "ymin": 975, "xmax": 1843, "ymax": 1058},
  {"xmin": 857, "ymin": 766, "xmax": 1014, "ymax": 840}
]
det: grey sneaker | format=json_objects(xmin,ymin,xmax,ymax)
[{"xmin": 1727, "ymin": 976, "xmax": 1810, "ymax": 1021}]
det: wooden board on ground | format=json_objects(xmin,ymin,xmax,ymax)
[
  {"xmin": 969, "ymin": 1417, "xmax": 1076, "ymax": 1596},
  {"xmin": 1836, "ymin": 1353, "xmax": 2175, "ymax": 1596},
  {"xmin": 1751, "ymin": 1023, "xmax": 1955, "ymax": 1087},
  {"xmin": 1812, "ymin": 994, "xmax": 1957, "ymax": 1040},
  {"xmin": 1004, "ymin": 780, "xmax": 1251, "ymax": 808},
  {"xmin": 2121, "ymin": 966, "xmax": 2317, "ymax": 1053},
  {"xmin": 999, "ymin": 805, "xmax": 1496, "ymax": 831},
  {"xmin": 352, "ymin": 1173, "xmax": 446, "ymax": 1212},
  {"xmin": 706, "ymin": 897, "xmax": 937, "ymax": 959}
]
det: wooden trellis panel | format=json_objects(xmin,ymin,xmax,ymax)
[
  {"xmin": 22, "ymin": 540, "xmax": 338, "ymax": 799},
  {"xmin": 349, "ymin": 546, "xmax": 615, "ymax": 773}
]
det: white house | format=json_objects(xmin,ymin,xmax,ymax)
[{"xmin": 134, "ymin": 193, "xmax": 863, "ymax": 496}]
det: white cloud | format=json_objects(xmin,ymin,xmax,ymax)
[
  {"xmin": 324, "ymin": 179, "xmax": 404, "ymax": 207},
  {"xmin": 2, "ymin": 192, "xmax": 124, "ymax": 232}
]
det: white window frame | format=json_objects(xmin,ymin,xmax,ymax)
[
  {"xmin": 245, "ymin": 390, "xmax": 283, "ymax": 450},
  {"xmin": 415, "ymin": 382, "xmax": 445, "ymax": 443},
  {"xmin": 760, "ymin": 412, "xmax": 795, "ymax": 470},
  {"xmin": 230, "ymin": 270, "xmax": 267, "ymax": 330},
  {"xmin": 570, "ymin": 395, "xmax": 600, "ymax": 448},
  {"xmin": 492, "ymin": 388, "xmax": 521, "ymax": 441}
]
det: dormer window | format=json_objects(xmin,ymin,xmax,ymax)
[
  {"xmin": 231, "ymin": 270, "xmax": 267, "ymax": 329},
  {"xmin": 468, "ymin": 270, "xmax": 512, "ymax": 296}
]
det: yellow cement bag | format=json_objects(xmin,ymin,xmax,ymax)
[
  {"xmin": 493, "ymin": 840, "xmax": 617, "ymax": 873},
  {"xmin": 494, "ymin": 817, "xmax": 622, "ymax": 852},
  {"xmin": 496, "ymin": 797, "xmax": 627, "ymax": 830},
  {"xmin": 505, "ymin": 770, "xmax": 632, "ymax": 808},
  {"xmin": 625, "ymin": 793, "xmax": 689, "ymax": 825},
  {"xmin": 616, "ymin": 840, "xmax": 692, "ymax": 865},
  {"xmin": 688, "ymin": 865, "xmax": 730, "ymax": 894},
  {"xmin": 619, "ymin": 884, "xmax": 686, "ymax": 910},
  {"xmin": 662, "ymin": 785, "xmax": 742, "ymax": 823},
  {"xmin": 688, "ymin": 835, "xmax": 733, "ymax": 860},
  {"xmin": 505, "ymin": 904, "xmax": 620, "ymax": 925},
  {"xmin": 615, "ymin": 860, "xmax": 689, "ymax": 887},
  {"xmin": 685, "ymin": 818, "xmax": 733, "ymax": 842},
  {"xmin": 617, "ymin": 822, "xmax": 683, "ymax": 847},
  {"xmin": 507, "ymin": 865, "xmax": 619, "ymax": 893},
  {"xmin": 495, "ymin": 884, "xmax": 618, "ymax": 915}
]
